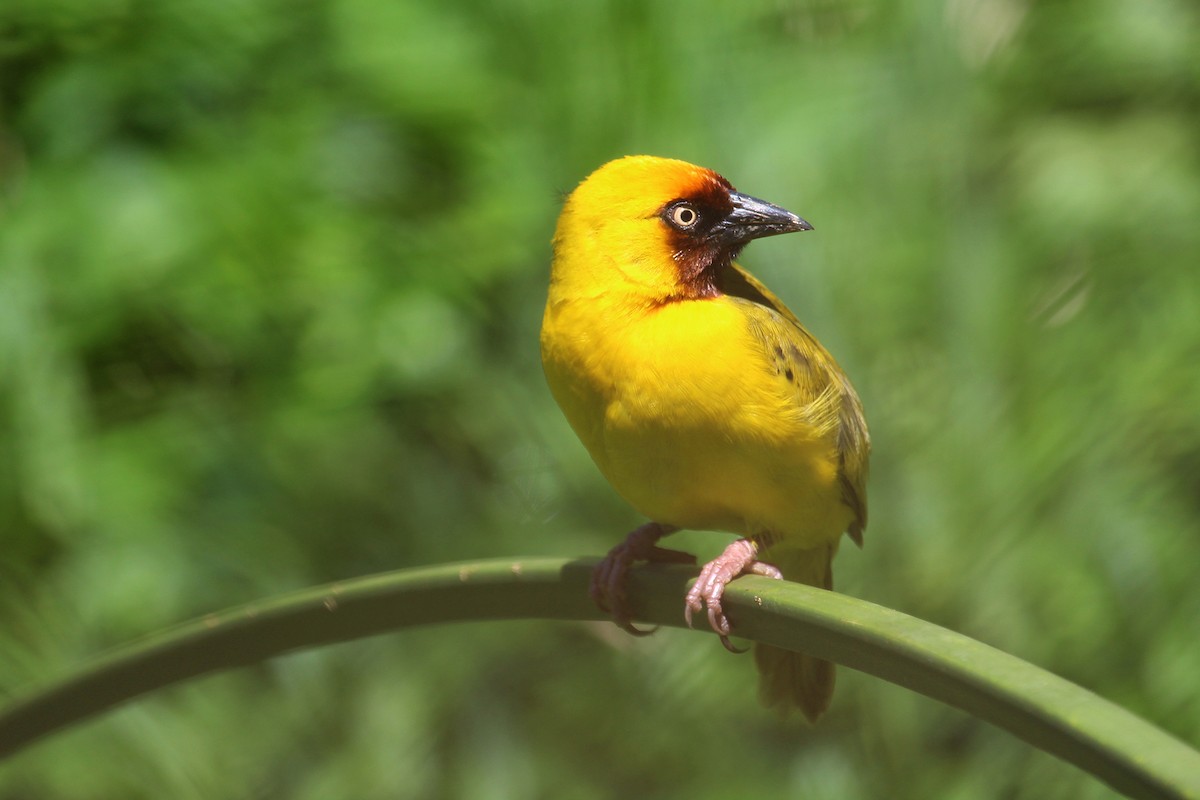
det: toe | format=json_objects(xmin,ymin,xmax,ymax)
[
  {"xmin": 683, "ymin": 588, "xmax": 702, "ymax": 628},
  {"xmin": 748, "ymin": 561, "xmax": 784, "ymax": 580}
]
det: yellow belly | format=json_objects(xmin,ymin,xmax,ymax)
[{"xmin": 542, "ymin": 295, "xmax": 851, "ymax": 550}]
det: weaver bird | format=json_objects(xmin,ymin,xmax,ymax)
[{"xmin": 540, "ymin": 156, "xmax": 869, "ymax": 720}]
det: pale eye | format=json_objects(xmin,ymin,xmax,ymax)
[{"xmin": 669, "ymin": 204, "xmax": 699, "ymax": 229}]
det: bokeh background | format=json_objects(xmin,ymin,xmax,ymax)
[{"xmin": 2, "ymin": 0, "xmax": 1199, "ymax": 797}]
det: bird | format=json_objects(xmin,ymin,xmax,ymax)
[{"xmin": 540, "ymin": 155, "xmax": 869, "ymax": 721}]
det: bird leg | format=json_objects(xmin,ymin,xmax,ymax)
[
  {"xmin": 685, "ymin": 538, "xmax": 783, "ymax": 652},
  {"xmin": 590, "ymin": 522, "xmax": 693, "ymax": 636}
]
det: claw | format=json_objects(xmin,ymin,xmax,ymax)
[
  {"xmin": 617, "ymin": 619, "xmax": 658, "ymax": 636},
  {"xmin": 707, "ymin": 605, "xmax": 729, "ymax": 636},
  {"xmin": 718, "ymin": 635, "xmax": 748, "ymax": 654}
]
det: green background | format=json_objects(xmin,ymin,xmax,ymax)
[{"xmin": 2, "ymin": 0, "xmax": 1198, "ymax": 797}]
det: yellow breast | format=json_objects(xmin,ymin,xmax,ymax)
[{"xmin": 541, "ymin": 291, "xmax": 852, "ymax": 549}]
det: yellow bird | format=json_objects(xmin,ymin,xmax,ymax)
[{"xmin": 540, "ymin": 156, "xmax": 869, "ymax": 721}]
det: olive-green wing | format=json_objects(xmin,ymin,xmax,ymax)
[{"xmin": 720, "ymin": 263, "xmax": 870, "ymax": 544}]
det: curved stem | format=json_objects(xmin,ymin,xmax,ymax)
[{"xmin": 1, "ymin": 557, "xmax": 1198, "ymax": 799}]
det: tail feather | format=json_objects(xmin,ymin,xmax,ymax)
[{"xmin": 752, "ymin": 543, "xmax": 836, "ymax": 722}]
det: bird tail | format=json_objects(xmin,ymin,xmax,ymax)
[{"xmin": 752, "ymin": 543, "xmax": 836, "ymax": 722}]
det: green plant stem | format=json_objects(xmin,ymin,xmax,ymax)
[{"xmin": 1, "ymin": 557, "xmax": 1198, "ymax": 798}]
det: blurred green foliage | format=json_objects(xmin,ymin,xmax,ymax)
[{"xmin": 1, "ymin": 0, "xmax": 1198, "ymax": 797}]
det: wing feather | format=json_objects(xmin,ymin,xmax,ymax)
[{"xmin": 720, "ymin": 263, "xmax": 870, "ymax": 544}]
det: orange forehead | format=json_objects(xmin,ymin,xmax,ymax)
[
  {"xmin": 672, "ymin": 169, "xmax": 734, "ymax": 213},
  {"xmin": 570, "ymin": 156, "xmax": 735, "ymax": 217}
]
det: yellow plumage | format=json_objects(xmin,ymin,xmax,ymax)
[{"xmin": 541, "ymin": 156, "xmax": 869, "ymax": 720}]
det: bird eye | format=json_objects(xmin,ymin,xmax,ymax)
[{"xmin": 668, "ymin": 204, "xmax": 699, "ymax": 229}]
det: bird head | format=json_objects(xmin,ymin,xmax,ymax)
[{"xmin": 550, "ymin": 155, "xmax": 811, "ymax": 304}]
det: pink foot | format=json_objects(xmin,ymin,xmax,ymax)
[
  {"xmin": 685, "ymin": 539, "xmax": 782, "ymax": 651},
  {"xmin": 591, "ymin": 522, "xmax": 694, "ymax": 636}
]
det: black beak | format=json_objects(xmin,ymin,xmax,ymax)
[{"xmin": 711, "ymin": 191, "xmax": 812, "ymax": 247}]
